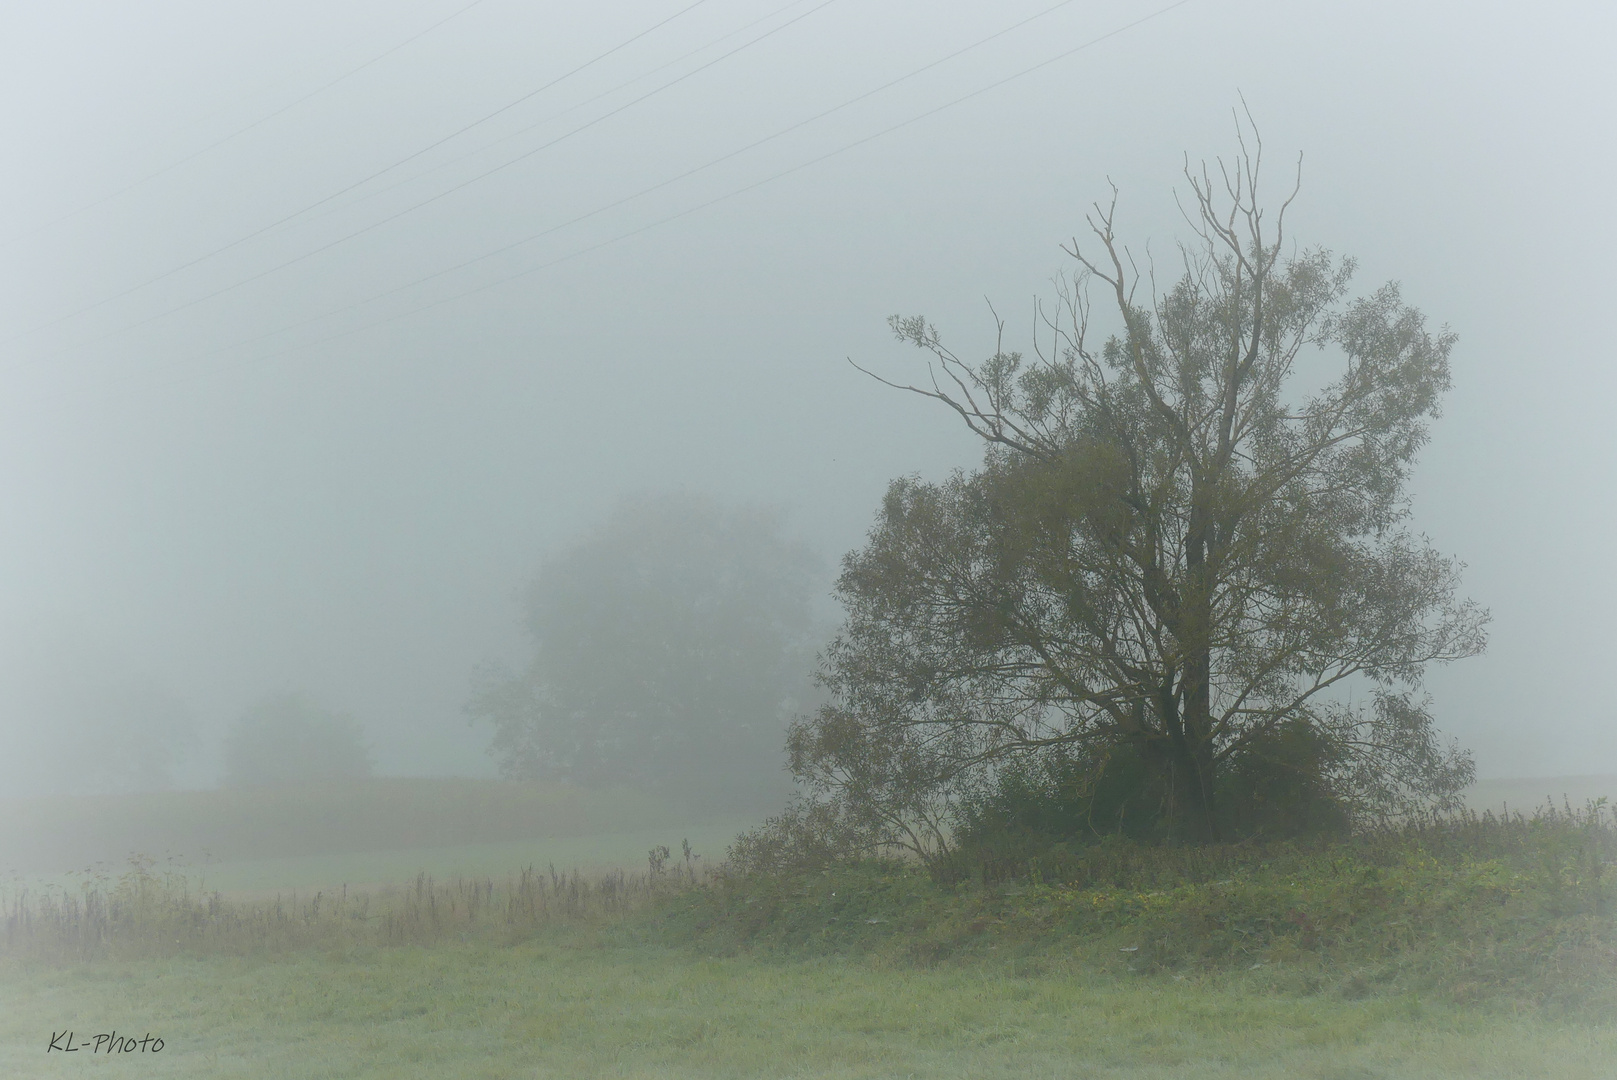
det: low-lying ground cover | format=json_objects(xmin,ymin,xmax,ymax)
[
  {"xmin": 4, "ymin": 805, "xmax": 1614, "ymax": 1014},
  {"xmin": 673, "ymin": 804, "xmax": 1617, "ymax": 1016},
  {"xmin": 1, "ymin": 805, "xmax": 1613, "ymax": 1077},
  {"xmin": 4, "ymin": 937, "xmax": 1616, "ymax": 1078},
  {"xmin": 2, "ymin": 854, "xmax": 688, "ymax": 963}
]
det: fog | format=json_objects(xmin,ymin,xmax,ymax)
[{"xmin": 0, "ymin": 0, "xmax": 1612, "ymax": 796}]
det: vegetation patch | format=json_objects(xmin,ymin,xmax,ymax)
[
  {"xmin": 4, "ymin": 805, "xmax": 1614, "ymax": 1022},
  {"xmin": 660, "ymin": 806, "xmax": 1617, "ymax": 1015}
]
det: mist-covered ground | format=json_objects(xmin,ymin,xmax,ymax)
[{"xmin": 9, "ymin": 945, "xmax": 1614, "ymax": 1079}]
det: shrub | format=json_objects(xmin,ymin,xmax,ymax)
[
  {"xmin": 724, "ymin": 796, "xmax": 890, "ymax": 877},
  {"xmin": 950, "ymin": 725, "xmax": 1350, "ymax": 861}
]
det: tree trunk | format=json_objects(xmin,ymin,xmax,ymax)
[
  {"xmin": 1177, "ymin": 501, "xmax": 1221, "ymax": 842},
  {"xmin": 1153, "ymin": 678, "xmax": 1220, "ymax": 843},
  {"xmin": 1160, "ymin": 729, "xmax": 1217, "ymax": 842}
]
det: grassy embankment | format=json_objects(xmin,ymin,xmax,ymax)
[{"xmin": 1, "ymin": 779, "xmax": 1615, "ymax": 1077}]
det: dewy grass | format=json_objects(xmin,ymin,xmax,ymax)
[
  {"xmin": 5, "ymin": 804, "xmax": 1616, "ymax": 1016},
  {"xmin": 0, "ymin": 808, "xmax": 1614, "ymax": 1077},
  {"xmin": 3, "ymin": 939, "xmax": 1616, "ymax": 1078}
]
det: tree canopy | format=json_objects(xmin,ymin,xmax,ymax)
[
  {"xmin": 788, "ymin": 132, "xmax": 1486, "ymax": 850},
  {"xmin": 469, "ymin": 492, "xmax": 822, "ymax": 797}
]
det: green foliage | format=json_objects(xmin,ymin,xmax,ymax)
[
  {"xmin": 5, "ymin": 804, "xmax": 1614, "ymax": 1023},
  {"xmin": 793, "ymin": 129, "xmax": 1483, "ymax": 846},
  {"xmin": 223, "ymin": 693, "xmax": 371, "ymax": 788},
  {"xmin": 469, "ymin": 493, "xmax": 821, "ymax": 795},
  {"xmin": 1221, "ymin": 719, "xmax": 1353, "ymax": 838},
  {"xmin": 723, "ymin": 796, "xmax": 894, "ymax": 877},
  {"xmin": 953, "ymin": 720, "xmax": 1350, "ymax": 853},
  {"xmin": 704, "ymin": 804, "xmax": 1617, "ymax": 1014}
]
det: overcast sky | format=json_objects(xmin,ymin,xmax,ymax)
[{"xmin": 0, "ymin": 0, "xmax": 1612, "ymax": 792}]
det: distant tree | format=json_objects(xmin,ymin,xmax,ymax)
[
  {"xmin": 788, "ymin": 124, "xmax": 1486, "ymax": 851},
  {"xmin": 468, "ymin": 493, "xmax": 821, "ymax": 794},
  {"xmin": 224, "ymin": 693, "xmax": 372, "ymax": 788}
]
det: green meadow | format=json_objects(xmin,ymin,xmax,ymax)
[
  {"xmin": 2, "ymin": 778, "xmax": 1615, "ymax": 1078},
  {"xmin": 7, "ymin": 941, "xmax": 1616, "ymax": 1079}
]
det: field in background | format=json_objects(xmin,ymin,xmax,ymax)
[
  {"xmin": 174, "ymin": 825, "xmax": 747, "ymax": 896},
  {"xmin": 6, "ymin": 773, "xmax": 1609, "ymax": 868},
  {"xmin": 3, "ymin": 774, "xmax": 1613, "ymax": 898},
  {"xmin": 1465, "ymin": 775, "xmax": 1617, "ymax": 815},
  {"xmin": 0, "ymin": 777, "xmax": 782, "ymax": 882}
]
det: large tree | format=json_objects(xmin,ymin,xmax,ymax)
[
  {"xmin": 790, "ymin": 132, "xmax": 1486, "ymax": 848},
  {"xmin": 469, "ymin": 493, "xmax": 821, "ymax": 796}
]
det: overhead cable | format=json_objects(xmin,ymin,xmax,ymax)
[
  {"xmin": 291, "ymin": 0, "xmax": 824, "ymax": 235},
  {"xmin": 82, "ymin": 0, "xmax": 1209, "ymax": 404},
  {"xmin": 6, "ymin": 0, "xmax": 719, "ymax": 345},
  {"xmin": 282, "ymin": 0, "xmax": 1089, "ymax": 326},
  {"xmin": 77, "ymin": 0, "xmax": 839, "ymax": 348},
  {"xmin": 42, "ymin": 0, "xmax": 1200, "ymax": 408},
  {"xmin": 0, "ymin": 0, "xmax": 494, "ymax": 251},
  {"xmin": 125, "ymin": 0, "xmax": 1197, "ymax": 379}
]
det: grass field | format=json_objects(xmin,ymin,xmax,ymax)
[
  {"xmin": 2, "ymin": 779, "xmax": 1615, "ymax": 1078},
  {"xmin": 0, "ymin": 778, "xmax": 783, "ymax": 877},
  {"xmin": 4, "ymin": 939, "xmax": 1616, "ymax": 1079}
]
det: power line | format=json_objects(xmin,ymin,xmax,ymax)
[
  {"xmin": 5, "ymin": 0, "xmax": 720, "ymax": 346},
  {"xmin": 33, "ymin": 0, "xmax": 840, "ymax": 360},
  {"xmin": 24, "ymin": 0, "xmax": 1075, "ymax": 367},
  {"xmin": 290, "ymin": 0, "xmax": 823, "ymax": 236},
  {"xmin": 143, "ymin": 0, "xmax": 1092, "ymax": 359},
  {"xmin": 83, "ymin": 0, "xmax": 1202, "ymax": 406},
  {"xmin": 306, "ymin": 0, "xmax": 1090, "ymax": 316},
  {"xmin": 0, "ymin": 0, "xmax": 493, "ymax": 252},
  {"xmin": 400, "ymin": 0, "xmax": 1204, "ymax": 314},
  {"xmin": 81, "ymin": 0, "xmax": 838, "ymax": 350}
]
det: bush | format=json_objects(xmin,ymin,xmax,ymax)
[
  {"xmin": 686, "ymin": 802, "xmax": 1617, "ymax": 1013},
  {"xmin": 1221, "ymin": 720, "xmax": 1352, "ymax": 838},
  {"xmin": 724, "ymin": 796, "xmax": 890, "ymax": 877},
  {"xmin": 950, "ymin": 725, "xmax": 1350, "ymax": 861},
  {"xmin": 735, "ymin": 725, "xmax": 1354, "ymax": 885}
]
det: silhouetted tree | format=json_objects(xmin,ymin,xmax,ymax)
[
  {"xmin": 469, "ymin": 493, "xmax": 821, "ymax": 795},
  {"xmin": 789, "ymin": 123, "xmax": 1485, "ymax": 850}
]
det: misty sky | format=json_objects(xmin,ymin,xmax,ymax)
[{"xmin": 0, "ymin": 0, "xmax": 1612, "ymax": 793}]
